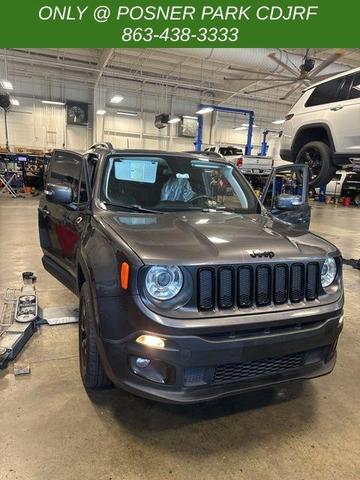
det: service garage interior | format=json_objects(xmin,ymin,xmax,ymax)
[{"xmin": 0, "ymin": 48, "xmax": 359, "ymax": 479}]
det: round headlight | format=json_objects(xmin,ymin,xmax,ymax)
[
  {"xmin": 145, "ymin": 265, "xmax": 183, "ymax": 300},
  {"xmin": 321, "ymin": 257, "xmax": 337, "ymax": 288}
]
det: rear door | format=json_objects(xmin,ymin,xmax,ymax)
[
  {"xmin": 329, "ymin": 72, "xmax": 360, "ymax": 154},
  {"xmin": 304, "ymin": 73, "xmax": 360, "ymax": 153},
  {"xmin": 38, "ymin": 150, "xmax": 83, "ymax": 275}
]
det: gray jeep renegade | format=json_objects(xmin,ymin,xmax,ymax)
[{"xmin": 38, "ymin": 144, "xmax": 344, "ymax": 403}]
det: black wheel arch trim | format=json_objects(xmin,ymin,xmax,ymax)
[
  {"xmin": 292, "ymin": 123, "xmax": 336, "ymax": 155},
  {"xmin": 77, "ymin": 253, "xmax": 101, "ymax": 334}
]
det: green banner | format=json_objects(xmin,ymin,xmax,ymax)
[{"xmin": 1, "ymin": 0, "xmax": 359, "ymax": 47}]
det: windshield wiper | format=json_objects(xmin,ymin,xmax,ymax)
[{"xmin": 103, "ymin": 202, "xmax": 163, "ymax": 214}]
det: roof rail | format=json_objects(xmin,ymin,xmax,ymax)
[{"xmin": 88, "ymin": 142, "xmax": 113, "ymax": 150}]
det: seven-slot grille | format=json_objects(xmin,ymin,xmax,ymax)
[{"xmin": 197, "ymin": 262, "xmax": 319, "ymax": 311}]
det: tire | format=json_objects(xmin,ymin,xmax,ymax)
[
  {"xmin": 295, "ymin": 141, "xmax": 337, "ymax": 188},
  {"xmin": 79, "ymin": 282, "xmax": 112, "ymax": 389}
]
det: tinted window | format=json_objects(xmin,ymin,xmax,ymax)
[
  {"xmin": 343, "ymin": 173, "xmax": 360, "ymax": 186},
  {"xmin": 101, "ymin": 155, "xmax": 260, "ymax": 214},
  {"xmin": 349, "ymin": 73, "xmax": 360, "ymax": 100},
  {"xmin": 219, "ymin": 147, "xmax": 243, "ymax": 156},
  {"xmin": 306, "ymin": 76, "xmax": 350, "ymax": 107},
  {"xmin": 48, "ymin": 151, "xmax": 81, "ymax": 200},
  {"xmin": 262, "ymin": 171, "xmax": 303, "ymax": 209}
]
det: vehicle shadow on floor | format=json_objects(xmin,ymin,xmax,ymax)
[{"xmin": 88, "ymin": 381, "xmax": 318, "ymax": 455}]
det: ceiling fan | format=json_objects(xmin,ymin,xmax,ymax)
[{"xmin": 224, "ymin": 49, "xmax": 347, "ymax": 100}]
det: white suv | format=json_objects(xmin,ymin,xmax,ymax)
[{"xmin": 280, "ymin": 67, "xmax": 360, "ymax": 187}]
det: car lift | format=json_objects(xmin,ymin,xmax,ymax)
[
  {"xmin": 195, "ymin": 104, "xmax": 255, "ymax": 155},
  {"xmin": 260, "ymin": 129, "xmax": 280, "ymax": 156}
]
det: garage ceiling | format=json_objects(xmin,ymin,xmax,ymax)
[{"xmin": 1, "ymin": 48, "xmax": 360, "ymax": 105}]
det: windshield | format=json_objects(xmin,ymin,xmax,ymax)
[{"xmin": 100, "ymin": 154, "xmax": 260, "ymax": 214}]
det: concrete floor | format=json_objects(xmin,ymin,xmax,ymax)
[{"xmin": 0, "ymin": 197, "xmax": 359, "ymax": 480}]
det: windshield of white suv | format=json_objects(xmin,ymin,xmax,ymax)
[{"xmin": 101, "ymin": 155, "xmax": 260, "ymax": 214}]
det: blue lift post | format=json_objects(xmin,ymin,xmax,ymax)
[
  {"xmin": 195, "ymin": 104, "xmax": 255, "ymax": 155},
  {"xmin": 260, "ymin": 129, "xmax": 281, "ymax": 156}
]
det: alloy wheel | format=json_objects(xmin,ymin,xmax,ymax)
[{"xmin": 299, "ymin": 147, "xmax": 323, "ymax": 182}]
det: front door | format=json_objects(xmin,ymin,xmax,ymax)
[
  {"xmin": 38, "ymin": 150, "xmax": 85, "ymax": 276},
  {"xmin": 261, "ymin": 164, "xmax": 311, "ymax": 229}
]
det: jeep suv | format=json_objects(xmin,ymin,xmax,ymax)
[
  {"xmin": 38, "ymin": 145, "xmax": 343, "ymax": 403},
  {"xmin": 280, "ymin": 66, "xmax": 360, "ymax": 187}
]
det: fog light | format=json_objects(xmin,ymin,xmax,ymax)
[
  {"xmin": 130, "ymin": 356, "xmax": 169, "ymax": 384},
  {"xmin": 135, "ymin": 357, "xmax": 151, "ymax": 369},
  {"xmin": 136, "ymin": 334, "xmax": 165, "ymax": 349}
]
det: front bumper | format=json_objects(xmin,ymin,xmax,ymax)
[{"xmin": 98, "ymin": 312, "xmax": 343, "ymax": 404}]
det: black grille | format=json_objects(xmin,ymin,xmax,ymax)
[
  {"xmin": 213, "ymin": 352, "xmax": 305, "ymax": 385},
  {"xmin": 184, "ymin": 351, "xmax": 305, "ymax": 386},
  {"xmin": 238, "ymin": 266, "xmax": 253, "ymax": 308},
  {"xmin": 290, "ymin": 264, "xmax": 305, "ymax": 302},
  {"xmin": 306, "ymin": 263, "xmax": 319, "ymax": 300},
  {"xmin": 197, "ymin": 262, "xmax": 319, "ymax": 311},
  {"xmin": 218, "ymin": 268, "xmax": 234, "ymax": 309},
  {"xmin": 273, "ymin": 265, "xmax": 288, "ymax": 304},
  {"xmin": 198, "ymin": 269, "xmax": 215, "ymax": 311},
  {"xmin": 256, "ymin": 266, "xmax": 272, "ymax": 306}
]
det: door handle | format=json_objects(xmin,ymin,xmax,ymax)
[
  {"xmin": 330, "ymin": 106, "xmax": 343, "ymax": 111},
  {"xmin": 63, "ymin": 214, "xmax": 83, "ymax": 226}
]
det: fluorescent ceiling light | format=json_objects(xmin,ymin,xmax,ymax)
[
  {"xmin": 183, "ymin": 115, "xmax": 198, "ymax": 119},
  {"xmin": 168, "ymin": 117, "xmax": 181, "ymax": 124},
  {"xmin": 42, "ymin": 100, "xmax": 65, "ymax": 106},
  {"xmin": 241, "ymin": 123, "xmax": 258, "ymax": 128},
  {"xmin": 196, "ymin": 107, "xmax": 214, "ymax": 115},
  {"xmin": 96, "ymin": 109, "xmax": 106, "ymax": 115},
  {"xmin": 233, "ymin": 127, "xmax": 247, "ymax": 131},
  {"xmin": 110, "ymin": 95, "xmax": 124, "ymax": 104},
  {"xmin": 272, "ymin": 119, "xmax": 285, "ymax": 125},
  {"xmin": 10, "ymin": 97, "xmax": 19, "ymax": 106},
  {"xmin": 116, "ymin": 111, "xmax": 137, "ymax": 116},
  {"xmin": 0, "ymin": 79, "xmax": 13, "ymax": 90}
]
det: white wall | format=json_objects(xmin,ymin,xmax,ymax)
[{"xmin": 0, "ymin": 74, "xmax": 289, "ymax": 155}]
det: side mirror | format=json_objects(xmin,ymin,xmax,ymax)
[
  {"xmin": 276, "ymin": 194, "xmax": 303, "ymax": 210},
  {"xmin": 45, "ymin": 183, "xmax": 73, "ymax": 205}
]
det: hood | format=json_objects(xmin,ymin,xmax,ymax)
[{"xmin": 99, "ymin": 210, "xmax": 336, "ymax": 265}]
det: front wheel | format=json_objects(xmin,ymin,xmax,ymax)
[
  {"xmin": 295, "ymin": 141, "xmax": 336, "ymax": 188},
  {"xmin": 79, "ymin": 282, "xmax": 112, "ymax": 389}
]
